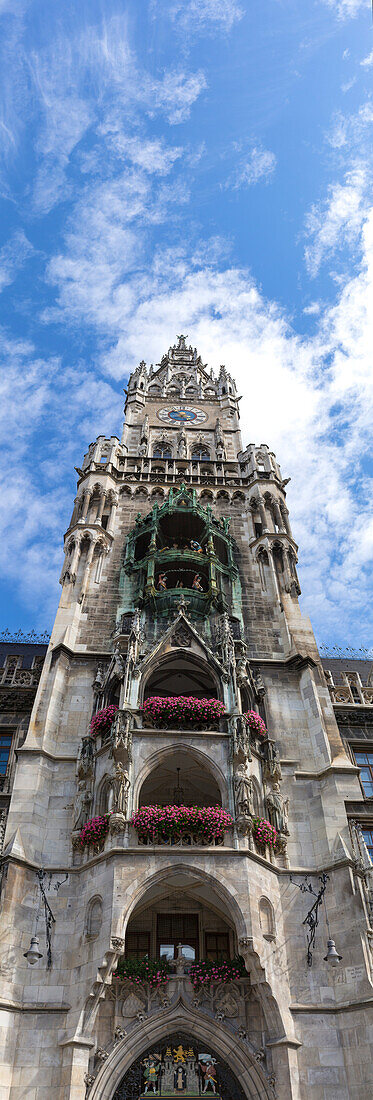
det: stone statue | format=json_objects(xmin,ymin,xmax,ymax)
[
  {"xmin": 266, "ymin": 782, "xmax": 289, "ymax": 835},
  {"xmin": 73, "ymin": 778, "xmax": 92, "ymax": 830},
  {"xmin": 109, "ymin": 762, "xmax": 130, "ymax": 816},
  {"xmin": 262, "ymin": 740, "xmax": 282, "ymax": 784},
  {"xmin": 76, "ymin": 737, "xmax": 94, "ymax": 782},
  {"xmin": 234, "ymin": 760, "xmax": 254, "ymax": 816},
  {"xmin": 177, "ymin": 430, "xmax": 187, "ymax": 458},
  {"xmin": 253, "ymin": 669, "xmax": 266, "ymax": 698}
]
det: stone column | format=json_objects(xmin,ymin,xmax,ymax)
[
  {"xmin": 257, "ymin": 496, "xmax": 269, "ymax": 533},
  {"xmin": 80, "ymin": 488, "xmax": 92, "ymax": 522},
  {"xmin": 281, "ymin": 505, "xmax": 292, "ymax": 538},
  {"xmin": 107, "ymin": 497, "xmax": 117, "ymax": 534},
  {"xmin": 79, "ymin": 539, "xmax": 96, "ymax": 600},
  {"xmin": 273, "ymin": 499, "xmax": 285, "ymax": 532},
  {"xmin": 96, "ymin": 491, "xmax": 107, "ymax": 525},
  {"xmin": 70, "ymin": 536, "xmax": 82, "ymax": 581}
]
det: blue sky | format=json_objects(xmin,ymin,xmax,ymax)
[{"xmin": 0, "ymin": 0, "xmax": 372, "ymax": 650}]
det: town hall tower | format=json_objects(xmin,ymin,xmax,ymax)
[{"xmin": 0, "ymin": 336, "xmax": 372, "ymax": 1100}]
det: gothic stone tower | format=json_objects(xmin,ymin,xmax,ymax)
[{"xmin": 1, "ymin": 336, "xmax": 372, "ymax": 1100}]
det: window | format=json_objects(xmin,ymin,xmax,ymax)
[
  {"xmin": 362, "ymin": 829, "xmax": 373, "ymax": 862},
  {"xmin": 192, "ymin": 447, "xmax": 210, "ymax": 461},
  {"xmin": 100, "ymin": 455, "xmax": 108, "ymax": 463},
  {"xmin": 355, "ymin": 751, "xmax": 373, "ymax": 798},
  {"xmin": 156, "ymin": 914, "xmax": 198, "ymax": 960},
  {"xmin": 153, "ymin": 444, "xmax": 172, "ymax": 459},
  {"xmin": 126, "ymin": 930, "xmax": 151, "ymax": 958},
  {"xmin": 0, "ymin": 734, "xmax": 12, "ymax": 775},
  {"xmin": 205, "ymin": 932, "xmax": 230, "ymax": 961}
]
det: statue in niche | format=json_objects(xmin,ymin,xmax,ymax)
[
  {"xmin": 253, "ymin": 669, "xmax": 266, "ymax": 698},
  {"xmin": 76, "ymin": 737, "xmax": 94, "ymax": 782},
  {"xmin": 73, "ymin": 778, "xmax": 92, "ymax": 830},
  {"xmin": 177, "ymin": 430, "xmax": 187, "ymax": 459},
  {"xmin": 262, "ymin": 739, "xmax": 282, "ymax": 784},
  {"xmin": 266, "ymin": 782, "xmax": 289, "ymax": 835},
  {"xmin": 110, "ymin": 709, "xmax": 132, "ymax": 764},
  {"xmin": 157, "ymin": 573, "xmax": 167, "ymax": 590},
  {"xmin": 234, "ymin": 759, "xmax": 254, "ymax": 816},
  {"xmin": 109, "ymin": 762, "xmax": 131, "ymax": 816}
]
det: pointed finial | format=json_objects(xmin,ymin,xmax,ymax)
[{"xmin": 176, "ymin": 335, "xmax": 187, "ymax": 349}]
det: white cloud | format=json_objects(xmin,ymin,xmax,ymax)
[
  {"xmin": 0, "ymin": 230, "xmax": 33, "ymax": 291},
  {"xmin": 225, "ymin": 145, "xmax": 276, "ymax": 190},
  {"xmin": 361, "ymin": 50, "xmax": 373, "ymax": 69},
  {"xmin": 303, "ymin": 302, "xmax": 321, "ymax": 316},
  {"xmin": 304, "ymin": 165, "xmax": 369, "ymax": 276},
  {"xmin": 155, "ymin": 0, "xmax": 244, "ymax": 34},
  {"xmin": 322, "ymin": 0, "xmax": 366, "ymax": 19}
]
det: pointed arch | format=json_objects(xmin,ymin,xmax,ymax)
[
  {"xmin": 132, "ymin": 742, "xmax": 229, "ymax": 810},
  {"xmin": 88, "ymin": 1002, "xmax": 276, "ymax": 1100}
]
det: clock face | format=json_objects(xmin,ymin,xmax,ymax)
[{"xmin": 158, "ymin": 406, "xmax": 207, "ymax": 424}]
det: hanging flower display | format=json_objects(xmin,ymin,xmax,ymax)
[
  {"xmin": 113, "ymin": 956, "xmax": 171, "ymax": 986},
  {"xmin": 251, "ymin": 817, "xmax": 277, "ymax": 849},
  {"xmin": 74, "ymin": 813, "xmax": 111, "ymax": 849},
  {"xmin": 131, "ymin": 805, "xmax": 233, "ymax": 845},
  {"xmin": 243, "ymin": 710, "xmax": 267, "ymax": 738},
  {"xmin": 189, "ymin": 956, "xmax": 246, "ymax": 987},
  {"xmin": 142, "ymin": 696, "xmax": 226, "ymax": 728},
  {"xmin": 89, "ymin": 705, "xmax": 118, "ymax": 738}
]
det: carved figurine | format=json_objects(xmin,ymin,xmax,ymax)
[
  {"xmin": 157, "ymin": 573, "xmax": 167, "ymax": 590},
  {"xmin": 200, "ymin": 1060, "xmax": 218, "ymax": 1093},
  {"xmin": 73, "ymin": 779, "xmax": 92, "ymax": 830},
  {"xmin": 109, "ymin": 762, "xmax": 131, "ymax": 816},
  {"xmin": 142, "ymin": 1056, "xmax": 161, "ymax": 1093},
  {"xmin": 76, "ymin": 737, "xmax": 94, "ymax": 781},
  {"xmin": 266, "ymin": 782, "xmax": 289, "ymax": 835},
  {"xmin": 192, "ymin": 574, "xmax": 203, "ymax": 591},
  {"xmin": 234, "ymin": 760, "xmax": 254, "ymax": 816},
  {"xmin": 190, "ymin": 539, "xmax": 203, "ymax": 553},
  {"xmin": 262, "ymin": 740, "xmax": 282, "ymax": 784}
]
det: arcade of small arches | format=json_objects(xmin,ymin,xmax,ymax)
[{"xmin": 123, "ymin": 490, "xmax": 237, "ymax": 616}]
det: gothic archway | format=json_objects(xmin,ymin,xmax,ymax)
[
  {"xmin": 88, "ymin": 1007, "xmax": 276, "ymax": 1100},
  {"xmin": 141, "ymin": 653, "xmax": 220, "ymax": 703},
  {"xmin": 135, "ymin": 745, "xmax": 226, "ymax": 811},
  {"xmin": 112, "ymin": 1032, "xmax": 248, "ymax": 1100}
]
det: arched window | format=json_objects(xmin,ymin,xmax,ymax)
[
  {"xmin": 153, "ymin": 443, "xmax": 172, "ymax": 459},
  {"xmin": 85, "ymin": 896, "xmax": 103, "ymax": 938},
  {"xmin": 259, "ymin": 897, "xmax": 276, "ymax": 940},
  {"xmin": 192, "ymin": 445, "xmax": 210, "ymax": 461}
]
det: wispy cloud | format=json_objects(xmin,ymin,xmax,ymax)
[
  {"xmin": 322, "ymin": 0, "xmax": 366, "ymax": 19},
  {"xmin": 304, "ymin": 165, "xmax": 369, "ymax": 276},
  {"xmin": 0, "ymin": 231, "xmax": 34, "ymax": 292},
  {"xmin": 361, "ymin": 49, "xmax": 373, "ymax": 69},
  {"xmin": 153, "ymin": 0, "xmax": 244, "ymax": 34},
  {"xmin": 225, "ymin": 144, "xmax": 276, "ymax": 190}
]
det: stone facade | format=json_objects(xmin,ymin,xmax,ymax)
[{"xmin": 0, "ymin": 337, "xmax": 372, "ymax": 1100}]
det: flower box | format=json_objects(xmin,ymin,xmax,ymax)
[
  {"xmin": 74, "ymin": 813, "xmax": 111, "ymax": 850},
  {"xmin": 142, "ymin": 696, "xmax": 225, "ymax": 729},
  {"xmin": 251, "ymin": 817, "xmax": 277, "ymax": 849},
  {"xmin": 189, "ymin": 956, "xmax": 246, "ymax": 987},
  {"xmin": 131, "ymin": 805, "xmax": 233, "ymax": 846},
  {"xmin": 113, "ymin": 956, "xmax": 171, "ymax": 986},
  {"xmin": 89, "ymin": 705, "xmax": 118, "ymax": 739},
  {"xmin": 244, "ymin": 710, "xmax": 267, "ymax": 739}
]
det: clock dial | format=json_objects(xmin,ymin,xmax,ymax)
[{"xmin": 158, "ymin": 406, "xmax": 207, "ymax": 424}]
